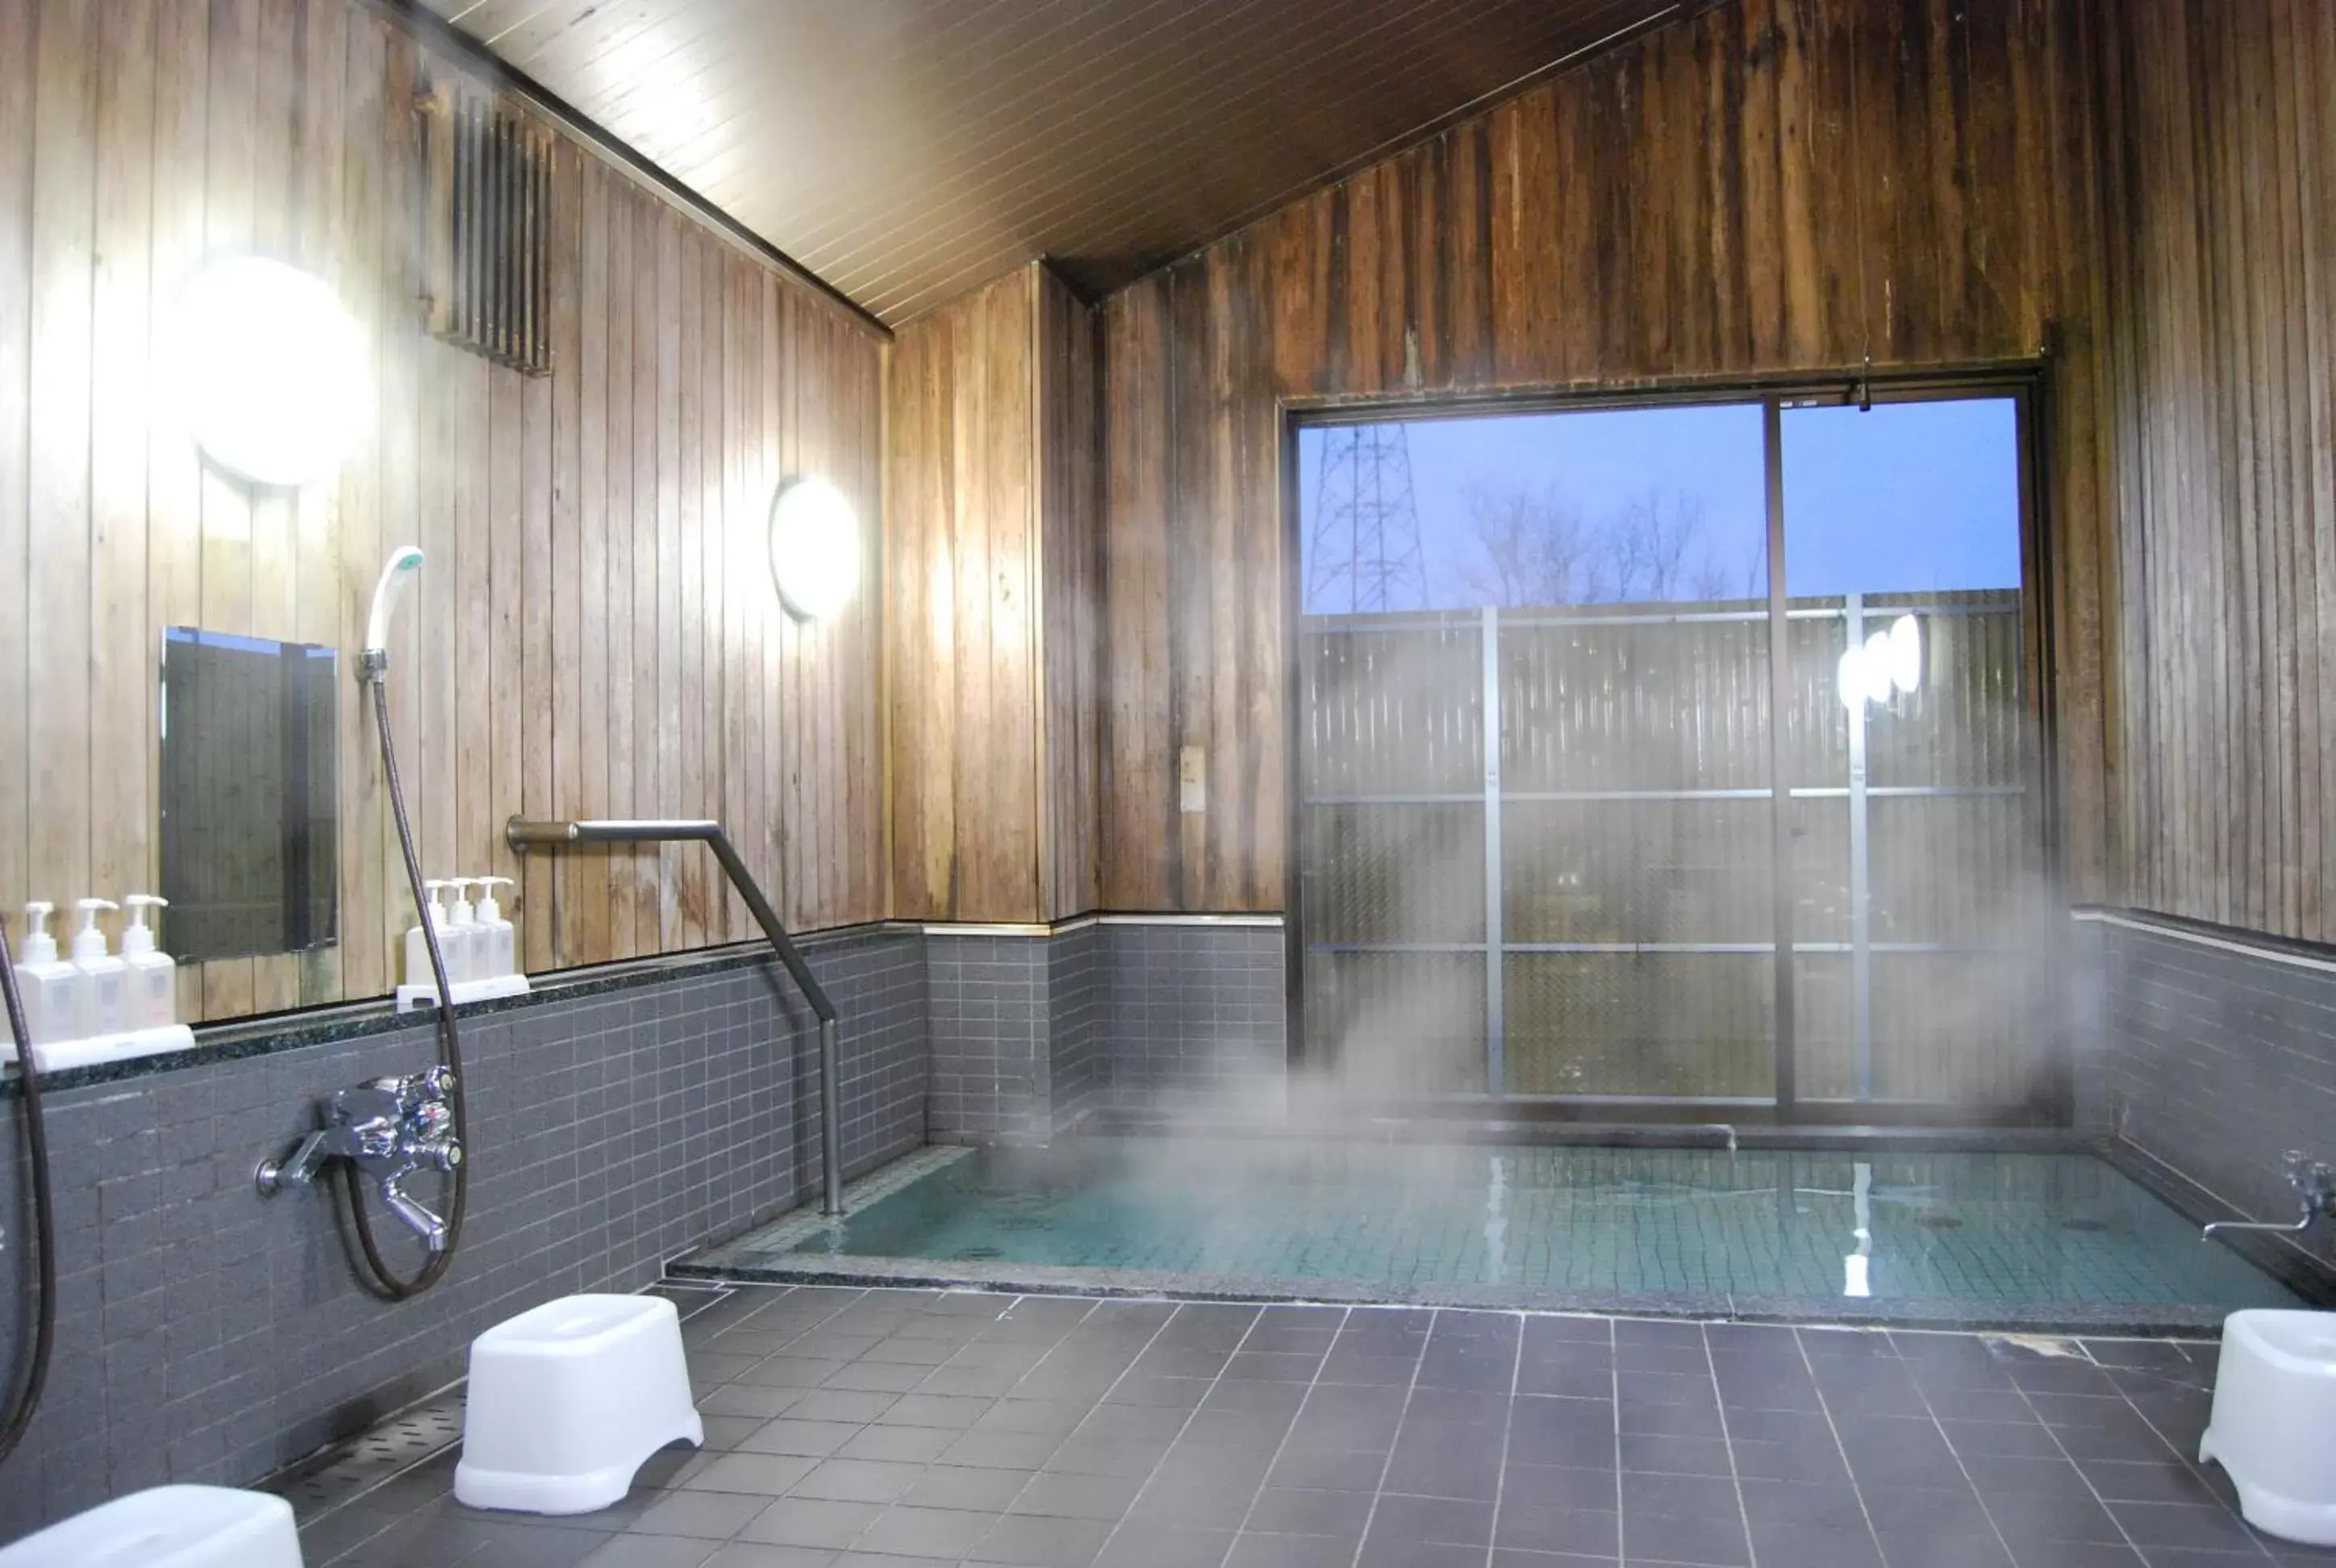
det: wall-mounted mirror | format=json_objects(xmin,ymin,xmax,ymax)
[{"xmin": 161, "ymin": 628, "xmax": 339, "ymax": 961}]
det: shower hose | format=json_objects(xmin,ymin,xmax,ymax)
[
  {"xmin": 338, "ymin": 673, "xmax": 471, "ymax": 1300},
  {"xmin": 0, "ymin": 914, "xmax": 56, "ymax": 1465}
]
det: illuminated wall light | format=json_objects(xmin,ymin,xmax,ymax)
[
  {"xmin": 174, "ymin": 256, "xmax": 368, "ymax": 488},
  {"xmin": 769, "ymin": 476, "xmax": 861, "ymax": 621}
]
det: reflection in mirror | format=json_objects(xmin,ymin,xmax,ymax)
[{"xmin": 160, "ymin": 628, "xmax": 339, "ymax": 962}]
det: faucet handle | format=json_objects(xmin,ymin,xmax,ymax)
[{"xmin": 2279, "ymin": 1150, "xmax": 2336, "ymax": 1214}]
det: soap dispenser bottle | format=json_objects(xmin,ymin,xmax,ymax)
[
  {"xmin": 474, "ymin": 876, "xmax": 515, "ymax": 978},
  {"xmin": 444, "ymin": 878, "xmax": 481, "ymax": 985},
  {"xmin": 14, "ymin": 903, "xmax": 78, "ymax": 1048},
  {"xmin": 119, "ymin": 895, "xmax": 176, "ymax": 1030},
  {"xmin": 406, "ymin": 879, "xmax": 453, "ymax": 989},
  {"xmin": 69, "ymin": 898, "xmax": 126, "ymax": 1040}
]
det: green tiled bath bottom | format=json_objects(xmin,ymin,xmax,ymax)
[{"xmin": 689, "ymin": 1140, "xmax": 2302, "ymax": 1330}]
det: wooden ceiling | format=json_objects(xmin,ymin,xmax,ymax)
[{"xmin": 419, "ymin": 0, "xmax": 1689, "ymax": 325}]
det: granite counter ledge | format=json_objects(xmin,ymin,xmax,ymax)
[{"xmin": 0, "ymin": 920, "xmax": 913, "ymax": 1097}]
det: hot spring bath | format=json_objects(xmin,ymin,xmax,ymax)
[{"xmin": 680, "ymin": 1139, "xmax": 2305, "ymax": 1334}]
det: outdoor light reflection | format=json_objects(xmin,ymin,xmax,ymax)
[
  {"xmin": 1844, "ymin": 1160, "xmax": 1875, "ymax": 1298},
  {"xmin": 1837, "ymin": 613, "xmax": 1923, "ymax": 712}
]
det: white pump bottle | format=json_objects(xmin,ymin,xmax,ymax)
[
  {"xmin": 444, "ymin": 878, "xmax": 482, "ymax": 984},
  {"xmin": 473, "ymin": 876, "xmax": 515, "ymax": 979},
  {"xmin": 406, "ymin": 879, "xmax": 453, "ymax": 990},
  {"xmin": 69, "ymin": 898, "xmax": 127, "ymax": 1040},
  {"xmin": 14, "ymin": 903, "xmax": 77, "ymax": 1048},
  {"xmin": 119, "ymin": 895, "xmax": 177, "ymax": 1030}
]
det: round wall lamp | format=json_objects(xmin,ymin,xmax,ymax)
[
  {"xmin": 176, "ymin": 256, "xmax": 368, "ymax": 488},
  {"xmin": 768, "ymin": 476, "xmax": 861, "ymax": 620}
]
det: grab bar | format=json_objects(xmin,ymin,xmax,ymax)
[{"xmin": 506, "ymin": 817, "xmax": 844, "ymax": 1216}]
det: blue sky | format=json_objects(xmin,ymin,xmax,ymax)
[{"xmin": 1299, "ymin": 398, "xmax": 2021, "ymax": 613}]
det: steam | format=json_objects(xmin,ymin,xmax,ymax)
[{"xmin": 1271, "ymin": 559, "xmax": 2050, "ymax": 1118}]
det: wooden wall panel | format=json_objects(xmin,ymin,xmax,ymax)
[
  {"xmin": 886, "ymin": 269, "xmax": 1037, "ymax": 923},
  {"xmin": 2096, "ymin": 0, "xmax": 2336, "ymax": 942},
  {"xmin": 1098, "ymin": 0, "xmax": 2110, "ymax": 915},
  {"xmin": 886, "ymin": 261, "xmax": 1103, "ymax": 924},
  {"xmin": 1037, "ymin": 267, "xmax": 1103, "ymax": 923},
  {"xmin": 0, "ymin": 0, "xmax": 886, "ymax": 1024}
]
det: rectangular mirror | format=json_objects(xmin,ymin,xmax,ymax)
[{"xmin": 161, "ymin": 628, "xmax": 340, "ymax": 961}]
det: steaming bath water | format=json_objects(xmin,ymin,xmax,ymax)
[{"xmin": 706, "ymin": 1140, "xmax": 2303, "ymax": 1328}]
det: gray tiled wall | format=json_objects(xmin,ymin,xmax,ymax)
[
  {"xmin": 926, "ymin": 922, "xmax": 1287, "ymax": 1134},
  {"xmin": 2083, "ymin": 911, "xmax": 2336, "ymax": 1270},
  {"xmin": 924, "ymin": 935, "xmax": 1048, "ymax": 1141},
  {"xmin": 0, "ymin": 927, "xmax": 925, "ymax": 1539},
  {"xmin": 1096, "ymin": 923, "xmax": 1286, "ymax": 1113},
  {"xmin": 2069, "ymin": 915, "xmax": 2111, "ymax": 1130},
  {"xmin": 1046, "ymin": 924, "xmax": 1101, "ymax": 1132}
]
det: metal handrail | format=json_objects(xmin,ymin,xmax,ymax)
[{"xmin": 506, "ymin": 817, "xmax": 844, "ymax": 1216}]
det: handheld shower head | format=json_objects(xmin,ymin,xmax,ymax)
[{"xmin": 364, "ymin": 546, "xmax": 424, "ymax": 671}]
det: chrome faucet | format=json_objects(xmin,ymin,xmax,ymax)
[
  {"xmin": 2203, "ymin": 1150, "xmax": 2336, "ymax": 1244},
  {"xmin": 256, "ymin": 1068, "xmax": 464, "ymax": 1252}
]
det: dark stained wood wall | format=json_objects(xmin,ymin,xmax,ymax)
[
  {"xmin": 886, "ymin": 261, "xmax": 1102, "ymax": 924},
  {"xmin": 0, "ymin": 0, "xmax": 885, "ymax": 1024},
  {"xmin": 1099, "ymin": 0, "xmax": 2112, "ymax": 914},
  {"xmin": 2096, "ymin": 0, "xmax": 2336, "ymax": 943},
  {"xmin": 1037, "ymin": 268, "xmax": 1104, "ymax": 922},
  {"xmin": 889, "ymin": 268, "xmax": 1038, "ymax": 922}
]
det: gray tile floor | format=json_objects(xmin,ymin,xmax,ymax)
[{"xmin": 294, "ymin": 1286, "xmax": 2334, "ymax": 1568}]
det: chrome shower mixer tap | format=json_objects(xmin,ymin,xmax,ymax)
[{"xmin": 256, "ymin": 1067, "xmax": 464, "ymax": 1252}]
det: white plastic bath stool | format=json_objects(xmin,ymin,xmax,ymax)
[
  {"xmin": 454, "ymin": 1293, "xmax": 703, "ymax": 1514},
  {"xmin": 0, "ymin": 1484, "xmax": 302, "ymax": 1568},
  {"xmin": 2200, "ymin": 1308, "xmax": 2336, "ymax": 1545}
]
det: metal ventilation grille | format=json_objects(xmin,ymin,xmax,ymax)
[
  {"xmin": 265, "ymin": 1394, "xmax": 465, "ymax": 1524},
  {"xmin": 419, "ymin": 81, "xmax": 553, "ymax": 376}
]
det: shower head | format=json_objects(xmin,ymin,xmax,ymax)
[{"xmin": 364, "ymin": 546, "xmax": 424, "ymax": 664}]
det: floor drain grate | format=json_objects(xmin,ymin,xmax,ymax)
[
  {"xmin": 265, "ymin": 1393, "xmax": 467, "ymax": 1525},
  {"xmin": 1916, "ymin": 1213, "xmax": 1964, "ymax": 1229},
  {"xmin": 2061, "ymin": 1218, "xmax": 2110, "ymax": 1232}
]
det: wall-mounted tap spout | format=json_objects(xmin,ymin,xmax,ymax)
[{"xmin": 2204, "ymin": 1150, "xmax": 2336, "ymax": 1244}]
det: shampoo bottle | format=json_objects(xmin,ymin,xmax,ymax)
[
  {"xmin": 406, "ymin": 879, "xmax": 453, "ymax": 989},
  {"xmin": 14, "ymin": 903, "xmax": 78, "ymax": 1049},
  {"xmin": 445, "ymin": 878, "xmax": 482, "ymax": 985},
  {"xmin": 69, "ymin": 898, "xmax": 126, "ymax": 1040},
  {"xmin": 474, "ymin": 876, "xmax": 515, "ymax": 979},
  {"xmin": 119, "ymin": 895, "xmax": 176, "ymax": 1030}
]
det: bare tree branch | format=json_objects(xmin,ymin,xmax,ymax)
[
  {"xmin": 1453, "ymin": 482, "xmax": 1752, "ymax": 609},
  {"xmin": 1451, "ymin": 483, "xmax": 1608, "ymax": 607}
]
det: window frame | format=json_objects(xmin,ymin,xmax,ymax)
[{"xmin": 1279, "ymin": 367, "xmax": 2062, "ymax": 1128}]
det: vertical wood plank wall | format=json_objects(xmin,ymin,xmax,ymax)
[
  {"xmin": 2096, "ymin": 0, "xmax": 2336, "ymax": 943},
  {"xmin": 1037, "ymin": 266, "xmax": 1103, "ymax": 924},
  {"xmin": 0, "ymin": 0, "xmax": 886, "ymax": 1024},
  {"xmin": 886, "ymin": 261, "xmax": 1102, "ymax": 924},
  {"xmin": 1097, "ymin": 0, "xmax": 2112, "ymax": 914},
  {"xmin": 887, "ymin": 268, "xmax": 1037, "ymax": 922}
]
